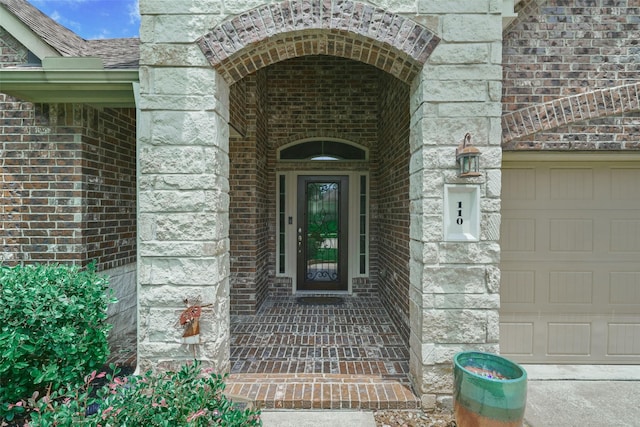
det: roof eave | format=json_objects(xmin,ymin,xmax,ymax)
[{"xmin": 0, "ymin": 68, "xmax": 139, "ymax": 108}]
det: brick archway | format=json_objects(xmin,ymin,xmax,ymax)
[
  {"xmin": 502, "ymin": 82, "xmax": 640, "ymax": 146},
  {"xmin": 197, "ymin": 0, "xmax": 439, "ymax": 84}
]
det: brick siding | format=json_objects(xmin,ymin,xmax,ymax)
[
  {"xmin": 1, "ymin": 26, "xmax": 137, "ymax": 270},
  {"xmin": 266, "ymin": 56, "xmax": 379, "ymax": 150},
  {"xmin": 502, "ymin": 0, "xmax": 640, "ymax": 149},
  {"xmin": 82, "ymin": 107, "xmax": 137, "ymax": 270},
  {"xmin": 376, "ymin": 73, "xmax": 411, "ymax": 344},
  {"xmin": 228, "ymin": 56, "xmax": 412, "ymax": 314},
  {"xmin": 229, "ymin": 71, "xmax": 272, "ymax": 315},
  {"xmin": 267, "ymin": 56, "xmax": 382, "ymax": 303},
  {"xmin": 1, "ymin": 100, "xmax": 137, "ymax": 270},
  {"xmin": 0, "ymin": 27, "xmax": 27, "ymax": 65}
]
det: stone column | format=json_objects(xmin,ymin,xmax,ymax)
[
  {"xmin": 137, "ymin": 0, "xmax": 231, "ymax": 373},
  {"xmin": 409, "ymin": 0, "xmax": 503, "ymax": 409}
]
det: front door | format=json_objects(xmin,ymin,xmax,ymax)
[{"xmin": 297, "ymin": 176, "xmax": 348, "ymax": 291}]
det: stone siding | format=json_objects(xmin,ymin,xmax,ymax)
[
  {"xmin": 105, "ymin": 263, "xmax": 137, "ymax": 342},
  {"xmin": 138, "ymin": 0, "xmax": 232, "ymax": 371},
  {"xmin": 137, "ymin": 0, "xmax": 506, "ymax": 408},
  {"xmin": 408, "ymin": 0, "xmax": 503, "ymax": 407}
]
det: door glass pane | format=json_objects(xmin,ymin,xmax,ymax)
[
  {"xmin": 278, "ymin": 175, "xmax": 286, "ymax": 274},
  {"xmin": 359, "ymin": 175, "xmax": 367, "ymax": 274},
  {"xmin": 306, "ymin": 182, "xmax": 339, "ymax": 282}
]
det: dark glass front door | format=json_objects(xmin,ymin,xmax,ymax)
[{"xmin": 296, "ymin": 176, "xmax": 348, "ymax": 291}]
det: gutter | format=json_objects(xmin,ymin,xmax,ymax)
[{"xmin": 0, "ymin": 58, "xmax": 139, "ymax": 108}]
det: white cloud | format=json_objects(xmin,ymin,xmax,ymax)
[
  {"xmin": 46, "ymin": 8, "xmax": 82, "ymax": 33},
  {"xmin": 128, "ymin": 0, "xmax": 140, "ymax": 25}
]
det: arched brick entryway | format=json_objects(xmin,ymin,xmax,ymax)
[
  {"xmin": 197, "ymin": 0, "xmax": 439, "ymax": 84},
  {"xmin": 191, "ymin": 0, "xmax": 440, "ymax": 408},
  {"xmin": 138, "ymin": 0, "xmax": 504, "ymax": 410}
]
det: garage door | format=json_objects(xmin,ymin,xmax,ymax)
[{"xmin": 500, "ymin": 160, "xmax": 640, "ymax": 364}]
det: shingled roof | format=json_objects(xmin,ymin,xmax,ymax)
[{"xmin": 0, "ymin": 0, "xmax": 139, "ymax": 69}]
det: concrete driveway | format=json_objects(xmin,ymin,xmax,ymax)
[{"xmin": 523, "ymin": 365, "xmax": 640, "ymax": 427}]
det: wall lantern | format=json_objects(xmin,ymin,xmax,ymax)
[{"xmin": 456, "ymin": 133, "xmax": 481, "ymax": 177}]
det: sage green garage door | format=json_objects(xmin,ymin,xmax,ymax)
[{"xmin": 500, "ymin": 160, "xmax": 640, "ymax": 363}]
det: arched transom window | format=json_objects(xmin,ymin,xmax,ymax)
[{"xmin": 279, "ymin": 140, "xmax": 367, "ymax": 161}]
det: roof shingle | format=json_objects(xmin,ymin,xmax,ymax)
[{"xmin": 0, "ymin": 0, "xmax": 139, "ymax": 69}]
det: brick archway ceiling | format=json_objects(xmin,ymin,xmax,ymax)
[
  {"xmin": 197, "ymin": 0, "xmax": 440, "ymax": 85},
  {"xmin": 502, "ymin": 82, "xmax": 640, "ymax": 147}
]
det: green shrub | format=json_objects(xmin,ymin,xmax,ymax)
[
  {"xmin": 0, "ymin": 263, "xmax": 116, "ymax": 420},
  {"xmin": 26, "ymin": 361, "xmax": 261, "ymax": 427}
]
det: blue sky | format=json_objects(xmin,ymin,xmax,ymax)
[{"xmin": 30, "ymin": 0, "xmax": 140, "ymax": 39}]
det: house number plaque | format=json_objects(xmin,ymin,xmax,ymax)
[{"xmin": 444, "ymin": 184, "xmax": 480, "ymax": 241}]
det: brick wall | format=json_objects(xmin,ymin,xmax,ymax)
[
  {"xmin": 502, "ymin": 0, "xmax": 640, "ymax": 149},
  {"xmin": 0, "ymin": 27, "xmax": 27, "ymax": 65},
  {"xmin": 229, "ymin": 74, "xmax": 259, "ymax": 315},
  {"xmin": 255, "ymin": 69, "xmax": 272, "ymax": 311},
  {"xmin": 1, "ymin": 28, "xmax": 137, "ymax": 345},
  {"xmin": 229, "ymin": 56, "xmax": 399, "ymax": 313},
  {"xmin": 376, "ymin": 73, "xmax": 411, "ymax": 344},
  {"xmin": 1, "ymin": 27, "xmax": 137, "ymax": 270},
  {"xmin": 267, "ymin": 56, "xmax": 382, "ymax": 298},
  {"xmin": 229, "ymin": 70, "xmax": 272, "ymax": 315},
  {"xmin": 229, "ymin": 78, "xmax": 247, "ymax": 136},
  {"xmin": 1, "ymin": 101, "xmax": 137, "ymax": 270},
  {"xmin": 83, "ymin": 107, "xmax": 137, "ymax": 270},
  {"xmin": 1, "ymin": 102, "xmax": 84, "ymax": 264},
  {"xmin": 266, "ymin": 56, "xmax": 380, "ymax": 151}
]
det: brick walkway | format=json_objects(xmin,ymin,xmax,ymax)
[
  {"xmin": 228, "ymin": 295, "xmax": 419, "ymax": 409},
  {"xmin": 106, "ymin": 295, "xmax": 419, "ymax": 409}
]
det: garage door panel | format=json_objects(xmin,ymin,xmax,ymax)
[
  {"xmin": 501, "ymin": 270, "xmax": 536, "ymax": 304},
  {"xmin": 502, "ymin": 262, "xmax": 639, "ymax": 314},
  {"xmin": 610, "ymin": 219, "xmax": 640, "ymax": 252},
  {"xmin": 549, "ymin": 168, "xmax": 594, "ymax": 200},
  {"xmin": 547, "ymin": 322, "xmax": 591, "ymax": 356},
  {"xmin": 502, "ymin": 168, "xmax": 536, "ymax": 200},
  {"xmin": 501, "ymin": 161, "xmax": 640, "ymax": 364},
  {"xmin": 501, "ymin": 218, "xmax": 536, "ymax": 252},
  {"xmin": 608, "ymin": 323, "xmax": 640, "ymax": 356},
  {"xmin": 610, "ymin": 271, "xmax": 640, "ymax": 305},
  {"xmin": 548, "ymin": 271, "xmax": 593, "ymax": 304},
  {"xmin": 501, "ymin": 214, "xmax": 639, "ymax": 262},
  {"xmin": 549, "ymin": 219, "xmax": 593, "ymax": 252},
  {"xmin": 500, "ymin": 314, "xmax": 640, "ymax": 363},
  {"xmin": 611, "ymin": 168, "xmax": 640, "ymax": 200},
  {"xmin": 500, "ymin": 322, "xmax": 534, "ymax": 355}
]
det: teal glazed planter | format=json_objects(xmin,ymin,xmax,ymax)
[{"xmin": 453, "ymin": 352, "xmax": 527, "ymax": 427}]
